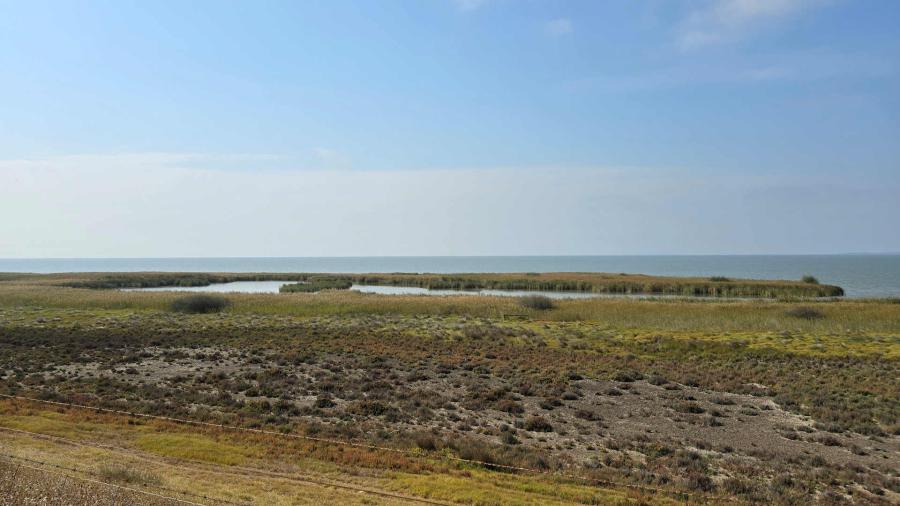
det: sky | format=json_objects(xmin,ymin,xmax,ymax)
[{"xmin": 1, "ymin": 0, "xmax": 898, "ymax": 257}]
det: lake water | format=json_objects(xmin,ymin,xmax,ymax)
[{"xmin": 3, "ymin": 255, "xmax": 899, "ymax": 298}]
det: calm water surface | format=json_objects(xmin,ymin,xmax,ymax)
[{"xmin": 4, "ymin": 255, "xmax": 899, "ymax": 298}]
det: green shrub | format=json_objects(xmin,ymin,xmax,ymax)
[
  {"xmin": 709, "ymin": 276, "xmax": 730, "ymax": 282},
  {"xmin": 519, "ymin": 295, "xmax": 553, "ymax": 310},
  {"xmin": 801, "ymin": 275, "xmax": 820, "ymax": 284},
  {"xmin": 170, "ymin": 294, "xmax": 230, "ymax": 314}
]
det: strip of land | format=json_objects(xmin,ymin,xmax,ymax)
[{"xmin": 23, "ymin": 271, "xmax": 847, "ymax": 298}]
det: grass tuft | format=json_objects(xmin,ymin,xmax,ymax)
[{"xmin": 97, "ymin": 464, "xmax": 162, "ymax": 486}]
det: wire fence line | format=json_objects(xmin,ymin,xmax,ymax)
[{"xmin": 0, "ymin": 391, "xmax": 738, "ymax": 503}]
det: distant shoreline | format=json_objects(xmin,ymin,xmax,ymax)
[{"xmin": 1, "ymin": 255, "xmax": 898, "ymax": 297}]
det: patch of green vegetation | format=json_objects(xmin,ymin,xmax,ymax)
[
  {"xmin": 134, "ymin": 432, "xmax": 250, "ymax": 466},
  {"xmin": 0, "ymin": 412, "xmax": 114, "ymax": 441},
  {"xmin": 386, "ymin": 470, "xmax": 640, "ymax": 505}
]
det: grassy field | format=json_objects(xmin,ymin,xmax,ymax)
[{"xmin": 0, "ymin": 273, "xmax": 897, "ymax": 504}]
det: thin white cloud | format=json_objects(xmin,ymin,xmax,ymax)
[
  {"xmin": 678, "ymin": 0, "xmax": 828, "ymax": 50},
  {"xmin": 545, "ymin": 18, "xmax": 573, "ymax": 36}
]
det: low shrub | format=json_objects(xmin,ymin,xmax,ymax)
[
  {"xmin": 519, "ymin": 295, "xmax": 553, "ymax": 310},
  {"xmin": 801, "ymin": 275, "xmax": 820, "ymax": 284},
  {"xmin": 785, "ymin": 306, "xmax": 825, "ymax": 320},
  {"xmin": 613, "ymin": 370, "xmax": 644, "ymax": 382},
  {"xmin": 496, "ymin": 399, "xmax": 525, "ymax": 414},
  {"xmin": 709, "ymin": 276, "xmax": 730, "ymax": 282},
  {"xmin": 501, "ymin": 432, "xmax": 520, "ymax": 445},
  {"xmin": 170, "ymin": 294, "xmax": 230, "ymax": 314},
  {"xmin": 648, "ymin": 374, "xmax": 668, "ymax": 386},
  {"xmin": 524, "ymin": 416, "xmax": 553, "ymax": 432}
]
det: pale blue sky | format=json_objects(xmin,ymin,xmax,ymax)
[{"xmin": 1, "ymin": 0, "xmax": 898, "ymax": 256}]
